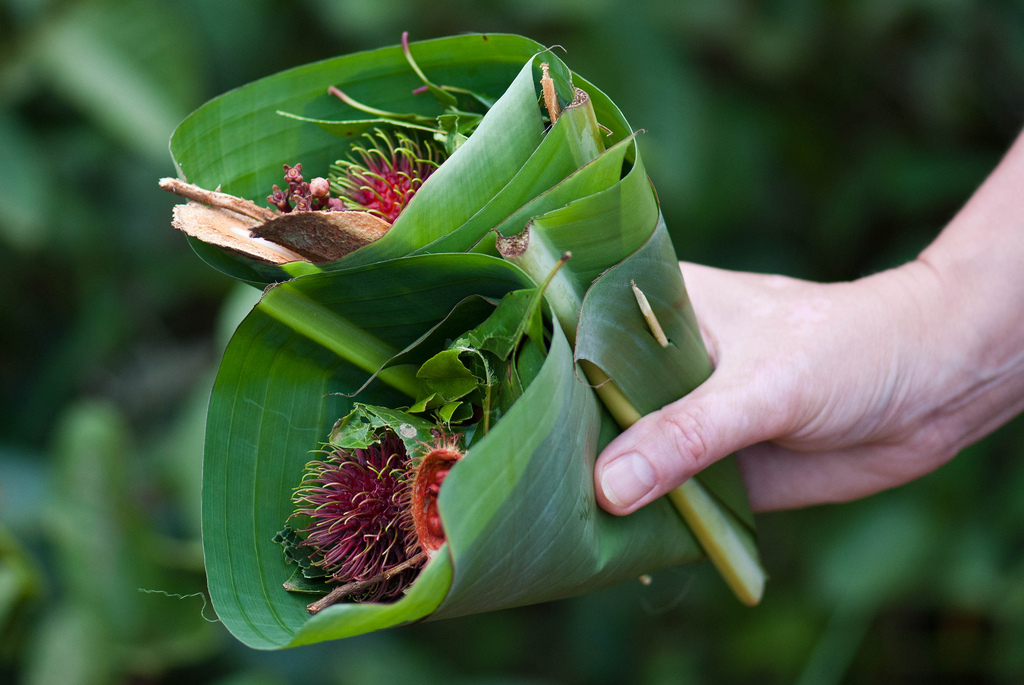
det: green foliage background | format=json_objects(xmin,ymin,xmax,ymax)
[{"xmin": 2, "ymin": 0, "xmax": 1023, "ymax": 682}]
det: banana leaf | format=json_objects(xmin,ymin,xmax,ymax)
[
  {"xmin": 205, "ymin": 254, "xmax": 702, "ymax": 649},
  {"xmin": 168, "ymin": 34, "xmax": 767, "ymax": 648}
]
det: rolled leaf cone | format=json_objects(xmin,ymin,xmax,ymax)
[{"xmin": 169, "ymin": 34, "xmax": 766, "ymax": 648}]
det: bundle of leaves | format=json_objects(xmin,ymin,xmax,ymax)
[{"xmin": 168, "ymin": 34, "xmax": 764, "ymax": 648}]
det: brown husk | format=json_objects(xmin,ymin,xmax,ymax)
[{"xmin": 161, "ymin": 178, "xmax": 391, "ymax": 264}]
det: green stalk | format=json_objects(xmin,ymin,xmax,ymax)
[
  {"xmin": 667, "ymin": 483, "xmax": 765, "ymax": 606},
  {"xmin": 580, "ymin": 359, "xmax": 765, "ymax": 606},
  {"xmin": 560, "ymin": 88, "xmax": 605, "ymax": 168},
  {"xmin": 260, "ymin": 283, "xmax": 424, "ymax": 399}
]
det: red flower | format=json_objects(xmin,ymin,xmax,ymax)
[
  {"xmin": 291, "ymin": 432, "xmax": 421, "ymax": 601},
  {"xmin": 329, "ymin": 129, "xmax": 443, "ymax": 223},
  {"xmin": 289, "ymin": 427, "xmax": 465, "ymax": 603}
]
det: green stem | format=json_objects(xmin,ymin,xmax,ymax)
[
  {"xmin": 401, "ymin": 32, "xmax": 458, "ymax": 109},
  {"xmin": 667, "ymin": 481, "xmax": 765, "ymax": 606},
  {"xmin": 327, "ymin": 86, "xmax": 437, "ymax": 126},
  {"xmin": 796, "ymin": 600, "xmax": 873, "ymax": 685},
  {"xmin": 483, "ymin": 383, "xmax": 492, "ymax": 435},
  {"xmin": 512, "ymin": 230, "xmax": 583, "ymax": 340},
  {"xmin": 579, "ymin": 359, "xmax": 765, "ymax": 606},
  {"xmin": 260, "ymin": 284, "xmax": 424, "ymax": 400},
  {"xmin": 579, "ymin": 360, "xmax": 641, "ymax": 426},
  {"xmin": 560, "ymin": 89, "xmax": 605, "ymax": 168}
]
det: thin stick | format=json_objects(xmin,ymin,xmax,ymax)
[
  {"xmin": 540, "ymin": 63, "xmax": 561, "ymax": 124},
  {"xmin": 306, "ymin": 552, "xmax": 427, "ymax": 615},
  {"xmin": 631, "ymin": 281, "xmax": 670, "ymax": 347},
  {"xmin": 159, "ymin": 178, "xmax": 277, "ymax": 222}
]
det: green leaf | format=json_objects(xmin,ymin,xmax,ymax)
[
  {"xmin": 516, "ymin": 339, "xmax": 546, "ymax": 390},
  {"xmin": 448, "ymin": 401, "xmax": 476, "ymax": 425},
  {"xmin": 167, "ymin": 38, "xmax": 630, "ymax": 285},
  {"xmin": 333, "ymin": 56, "xmax": 548, "ymax": 267},
  {"xmin": 435, "ymin": 112, "xmax": 482, "ymax": 153},
  {"xmin": 437, "ymin": 401, "xmax": 464, "ymax": 424},
  {"xmin": 44, "ymin": 400, "xmax": 220, "ymax": 670},
  {"xmin": 282, "ymin": 569, "xmax": 329, "ymax": 595},
  {"xmin": 385, "ymin": 295, "xmax": 500, "ymax": 372},
  {"xmin": 501, "ymin": 140, "xmax": 659, "ymax": 334},
  {"xmin": 35, "ymin": 0, "xmax": 198, "ymax": 161},
  {"xmin": 417, "ymin": 349, "xmax": 479, "ymax": 402},
  {"xmin": 0, "ymin": 527, "xmax": 42, "ymax": 658},
  {"xmin": 0, "ymin": 113, "xmax": 52, "ymax": 250},
  {"xmin": 576, "ymin": 219, "xmax": 710, "ymax": 412},
  {"xmin": 177, "ymin": 34, "xmax": 767, "ymax": 640},
  {"xmin": 575, "ymin": 219, "xmax": 753, "ymax": 530},
  {"xmin": 172, "ymin": 34, "xmax": 544, "ymax": 196},
  {"xmin": 490, "ymin": 134, "xmax": 634, "ymax": 245},
  {"xmin": 407, "ymin": 393, "xmax": 441, "ymax": 414},
  {"xmin": 329, "ymin": 405, "xmax": 436, "ymax": 454},
  {"xmin": 463, "ymin": 289, "xmax": 536, "ymax": 360},
  {"xmin": 500, "ymin": 140, "xmax": 763, "ymax": 598},
  {"xmin": 272, "ymin": 526, "xmax": 327, "ymax": 580},
  {"xmin": 414, "ymin": 98, "xmax": 619, "ymax": 257},
  {"xmin": 434, "ymin": 322, "xmax": 700, "ymax": 617},
  {"xmin": 169, "ymin": 35, "xmax": 552, "ymax": 283}
]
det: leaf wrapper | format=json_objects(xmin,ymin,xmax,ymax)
[{"xmin": 173, "ymin": 34, "xmax": 764, "ymax": 648}]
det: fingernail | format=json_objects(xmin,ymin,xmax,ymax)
[{"xmin": 600, "ymin": 452, "xmax": 656, "ymax": 508}]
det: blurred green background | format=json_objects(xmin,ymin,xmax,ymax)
[{"xmin": 2, "ymin": 0, "xmax": 1024, "ymax": 682}]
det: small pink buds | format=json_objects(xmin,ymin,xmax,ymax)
[
  {"xmin": 268, "ymin": 165, "xmax": 338, "ymax": 212},
  {"xmin": 310, "ymin": 177, "xmax": 331, "ymax": 200}
]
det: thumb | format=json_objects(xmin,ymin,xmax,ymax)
[{"xmin": 594, "ymin": 372, "xmax": 773, "ymax": 515}]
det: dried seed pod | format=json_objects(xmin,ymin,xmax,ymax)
[{"xmin": 407, "ymin": 433, "xmax": 464, "ymax": 558}]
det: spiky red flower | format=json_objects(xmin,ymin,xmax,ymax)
[
  {"xmin": 329, "ymin": 129, "xmax": 444, "ymax": 223},
  {"xmin": 291, "ymin": 432, "xmax": 422, "ymax": 601}
]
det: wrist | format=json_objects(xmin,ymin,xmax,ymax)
[{"xmin": 905, "ymin": 231, "xmax": 1024, "ymax": 455}]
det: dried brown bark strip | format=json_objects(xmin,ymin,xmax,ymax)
[
  {"xmin": 251, "ymin": 211, "xmax": 390, "ymax": 262},
  {"xmin": 162, "ymin": 177, "xmax": 392, "ymax": 264},
  {"xmin": 171, "ymin": 202, "xmax": 306, "ymax": 264},
  {"xmin": 540, "ymin": 62, "xmax": 561, "ymax": 124},
  {"xmin": 159, "ymin": 177, "xmax": 277, "ymax": 222}
]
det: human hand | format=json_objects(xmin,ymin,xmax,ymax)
[
  {"xmin": 594, "ymin": 257, "xmax": 1024, "ymax": 514},
  {"xmin": 595, "ymin": 131, "xmax": 1024, "ymax": 515}
]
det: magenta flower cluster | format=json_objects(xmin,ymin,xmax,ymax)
[
  {"xmin": 329, "ymin": 129, "xmax": 443, "ymax": 223},
  {"xmin": 291, "ymin": 432, "xmax": 422, "ymax": 601}
]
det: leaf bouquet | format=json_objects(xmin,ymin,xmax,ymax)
[{"xmin": 163, "ymin": 33, "xmax": 765, "ymax": 649}]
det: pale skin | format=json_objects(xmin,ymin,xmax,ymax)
[{"xmin": 595, "ymin": 131, "xmax": 1024, "ymax": 514}]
